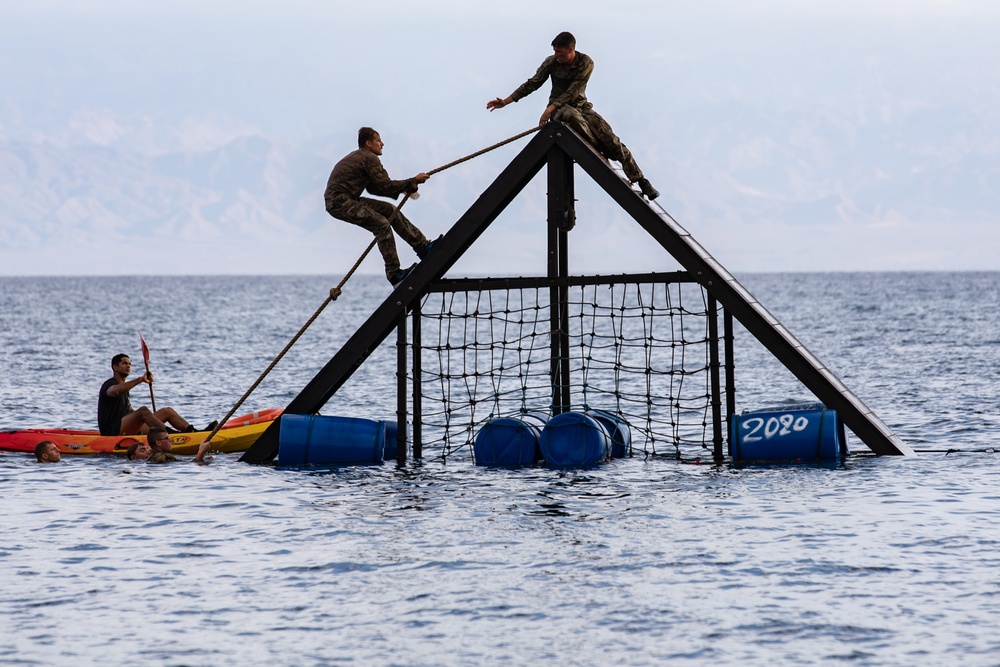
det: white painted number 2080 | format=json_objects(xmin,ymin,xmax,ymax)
[{"xmin": 741, "ymin": 414, "xmax": 810, "ymax": 442}]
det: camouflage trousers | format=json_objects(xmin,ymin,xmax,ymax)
[
  {"xmin": 553, "ymin": 105, "xmax": 644, "ymax": 183},
  {"xmin": 327, "ymin": 195, "xmax": 429, "ymax": 281}
]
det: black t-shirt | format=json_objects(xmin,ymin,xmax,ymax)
[{"xmin": 97, "ymin": 377, "xmax": 132, "ymax": 436}]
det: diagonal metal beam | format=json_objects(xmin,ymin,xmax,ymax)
[
  {"xmin": 240, "ymin": 129, "xmax": 556, "ymax": 463},
  {"xmin": 549, "ymin": 124, "xmax": 912, "ymax": 456}
]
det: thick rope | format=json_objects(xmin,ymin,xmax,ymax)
[
  {"xmin": 428, "ymin": 126, "xmax": 540, "ymax": 175},
  {"xmin": 197, "ymin": 126, "xmax": 540, "ymax": 454}
]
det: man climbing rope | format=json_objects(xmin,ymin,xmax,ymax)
[
  {"xmin": 487, "ymin": 31, "xmax": 660, "ymax": 201},
  {"xmin": 325, "ymin": 127, "xmax": 440, "ymax": 285}
]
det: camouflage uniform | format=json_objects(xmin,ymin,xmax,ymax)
[
  {"xmin": 510, "ymin": 51, "xmax": 645, "ymax": 183},
  {"xmin": 325, "ymin": 148, "xmax": 430, "ymax": 282},
  {"xmin": 148, "ymin": 449, "xmax": 177, "ymax": 464}
]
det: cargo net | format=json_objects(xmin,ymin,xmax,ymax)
[{"xmin": 415, "ymin": 277, "xmax": 716, "ymax": 461}]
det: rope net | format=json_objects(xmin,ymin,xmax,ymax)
[{"xmin": 414, "ymin": 278, "xmax": 717, "ymax": 461}]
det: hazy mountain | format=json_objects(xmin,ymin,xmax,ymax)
[{"xmin": 1, "ymin": 99, "xmax": 998, "ymax": 274}]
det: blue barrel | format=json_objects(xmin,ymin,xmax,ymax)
[
  {"xmin": 539, "ymin": 411, "xmax": 611, "ymax": 466},
  {"xmin": 586, "ymin": 410, "xmax": 631, "ymax": 458},
  {"xmin": 278, "ymin": 414, "xmax": 385, "ymax": 465},
  {"xmin": 473, "ymin": 412, "xmax": 548, "ymax": 466},
  {"xmin": 730, "ymin": 404, "xmax": 849, "ymax": 463},
  {"xmin": 382, "ymin": 420, "xmax": 408, "ymax": 460}
]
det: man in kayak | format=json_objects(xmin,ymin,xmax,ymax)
[
  {"xmin": 34, "ymin": 440, "xmax": 61, "ymax": 463},
  {"xmin": 324, "ymin": 127, "xmax": 440, "ymax": 286},
  {"xmin": 97, "ymin": 354, "xmax": 199, "ymax": 437},
  {"xmin": 486, "ymin": 31, "xmax": 660, "ymax": 201}
]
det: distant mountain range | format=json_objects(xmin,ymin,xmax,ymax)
[
  {"xmin": 2, "ymin": 101, "xmax": 998, "ymax": 274},
  {"xmin": 0, "ymin": 135, "xmax": 330, "ymax": 247}
]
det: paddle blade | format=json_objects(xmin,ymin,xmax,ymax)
[{"xmin": 138, "ymin": 331, "xmax": 150, "ymax": 365}]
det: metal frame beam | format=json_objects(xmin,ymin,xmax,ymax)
[
  {"xmin": 547, "ymin": 145, "xmax": 574, "ymax": 414},
  {"xmin": 242, "ymin": 121, "xmax": 910, "ymax": 463}
]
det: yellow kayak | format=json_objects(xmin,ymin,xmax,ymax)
[{"xmin": 0, "ymin": 409, "xmax": 282, "ymax": 456}]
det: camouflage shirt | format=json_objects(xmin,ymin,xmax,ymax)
[
  {"xmin": 324, "ymin": 148, "xmax": 418, "ymax": 211},
  {"xmin": 510, "ymin": 51, "xmax": 595, "ymax": 111},
  {"xmin": 148, "ymin": 449, "xmax": 177, "ymax": 464}
]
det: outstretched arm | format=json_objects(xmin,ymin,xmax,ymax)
[
  {"xmin": 402, "ymin": 172, "xmax": 430, "ymax": 196},
  {"xmin": 364, "ymin": 154, "xmax": 420, "ymax": 199},
  {"xmin": 195, "ymin": 439, "xmax": 211, "ymax": 463},
  {"xmin": 488, "ymin": 56, "xmax": 554, "ymax": 113},
  {"xmin": 487, "ymin": 96, "xmax": 513, "ymax": 111},
  {"xmin": 106, "ymin": 373, "xmax": 151, "ymax": 398}
]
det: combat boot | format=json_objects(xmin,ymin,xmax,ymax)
[
  {"xmin": 417, "ymin": 235, "xmax": 443, "ymax": 260},
  {"xmin": 637, "ymin": 178, "xmax": 659, "ymax": 200},
  {"xmin": 390, "ymin": 264, "xmax": 417, "ymax": 286}
]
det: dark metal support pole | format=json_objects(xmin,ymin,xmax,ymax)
[
  {"xmin": 547, "ymin": 142, "xmax": 575, "ymax": 414},
  {"xmin": 411, "ymin": 301, "xmax": 422, "ymax": 459},
  {"xmin": 724, "ymin": 310, "xmax": 736, "ymax": 456},
  {"xmin": 559, "ymin": 229, "xmax": 571, "ymax": 412},
  {"xmin": 396, "ymin": 314, "xmax": 407, "ymax": 463},
  {"xmin": 547, "ymin": 183, "xmax": 561, "ymax": 412},
  {"xmin": 707, "ymin": 295, "xmax": 723, "ymax": 462}
]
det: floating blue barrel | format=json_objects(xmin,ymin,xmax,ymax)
[
  {"xmin": 278, "ymin": 414, "xmax": 385, "ymax": 465},
  {"xmin": 586, "ymin": 410, "xmax": 631, "ymax": 458},
  {"xmin": 730, "ymin": 403, "xmax": 849, "ymax": 463},
  {"xmin": 539, "ymin": 411, "xmax": 611, "ymax": 466},
  {"xmin": 473, "ymin": 412, "xmax": 548, "ymax": 466},
  {"xmin": 382, "ymin": 420, "xmax": 408, "ymax": 460}
]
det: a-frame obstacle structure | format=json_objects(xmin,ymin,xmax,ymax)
[{"xmin": 242, "ymin": 122, "xmax": 912, "ymax": 464}]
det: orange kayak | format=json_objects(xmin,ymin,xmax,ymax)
[{"xmin": 0, "ymin": 408, "xmax": 282, "ymax": 456}]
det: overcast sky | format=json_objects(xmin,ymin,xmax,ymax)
[{"xmin": 2, "ymin": 0, "xmax": 999, "ymax": 276}]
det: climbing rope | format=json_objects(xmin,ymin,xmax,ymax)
[
  {"xmin": 197, "ymin": 126, "xmax": 541, "ymax": 454},
  {"xmin": 427, "ymin": 125, "xmax": 541, "ymax": 175}
]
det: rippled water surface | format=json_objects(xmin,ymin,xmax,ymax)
[{"xmin": 2, "ymin": 273, "xmax": 999, "ymax": 666}]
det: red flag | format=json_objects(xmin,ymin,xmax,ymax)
[{"xmin": 138, "ymin": 331, "xmax": 150, "ymax": 365}]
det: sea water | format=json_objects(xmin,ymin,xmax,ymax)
[{"xmin": 1, "ymin": 272, "xmax": 999, "ymax": 666}]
